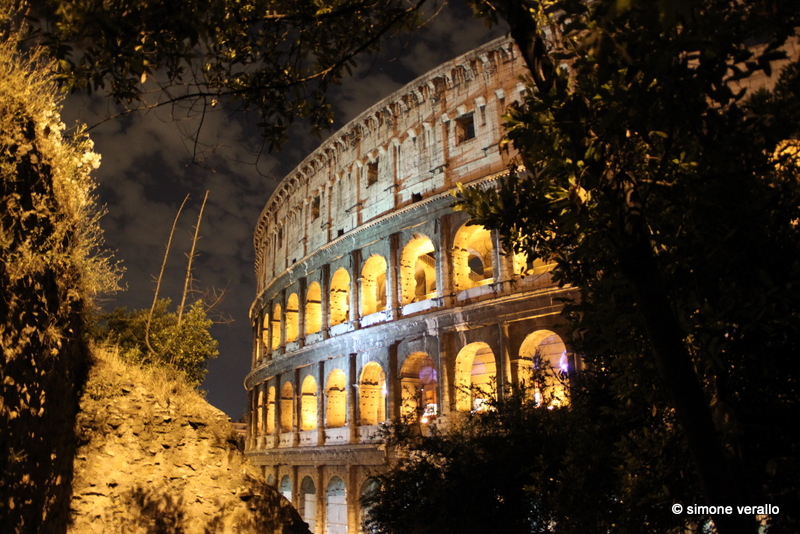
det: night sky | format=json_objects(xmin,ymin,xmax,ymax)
[{"xmin": 62, "ymin": 3, "xmax": 505, "ymax": 419}]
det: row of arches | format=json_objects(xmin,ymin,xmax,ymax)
[
  {"xmin": 259, "ymin": 221, "xmax": 545, "ymax": 354},
  {"xmin": 276, "ymin": 474, "xmax": 355, "ymax": 534},
  {"xmin": 252, "ymin": 330, "xmax": 570, "ymax": 440}
]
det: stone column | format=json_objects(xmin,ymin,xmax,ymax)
[
  {"xmin": 349, "ymin": 250, "xmax": 361, "ymax": 327},
  {"xmin": 349, "ymin": 353, "xmax": 359, "ymax": 443},
  {"xmin": 387, "ymin": 342, "xmax": 400, "ymax": 419},
  {"xmin": 321, "ymin": 263, "xmax": 330, "ymax": 339},
  {"xmin": 387, "ymin": 233, "xmax": 401, "ymax": 320},
  {"xmin": 297, "ymin": 277, "xmax": 307, "ymax": 347}
]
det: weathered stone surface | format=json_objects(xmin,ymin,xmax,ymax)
[{"xmin": 69, "ymin": 349, "xmax": 310, "ymax": 534}]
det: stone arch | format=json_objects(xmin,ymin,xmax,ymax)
[
  {"xmin": 300, "ymin": 476, "xmax": 317, "ymax": 532},
  {"xmin": 361, "ymin": 255, "xmax": 388, "ymax": 316},
  {"xmin": 330, "ymin": 268, "xmax": 351, "ymax": 326},
  {"xmin": 266, "ymin": 385, "xmax": 276, "ymax": 434},
  {"xmin": 454, "ymin": 342, "xmax": 497, "ymax": 411},
  {"xmin": 326, "ymin": 369, "xmax": 348, "ymax": 428},
  {"xmin": 261, "ymin": 313, "xmax": 270, "ymax": 350},
  {"xmin": 300, "ymin": 375, "xmax": 318, "ymax": 431},
  {"xmin": 519, "ymin": 330, "xmax": 569, "ymax": 407},
  {"xmin": 452, "ymin": 223, "xmax": 494, "ymax": 291},
  {"xmin": 360, "ymin": 478, "xmax": 381, "ymax": 530},
  {"xmin": 326, "ymin": 476, "xmax": 348, "ymax": 534},
  {"xmin": 306, "ymin": 282, "xmax": 323, "ymax": 335},
  {"xmin": 286, "ymin": 293, "xmax": 300, "ymax": 343},
  {"xmin": 279, "ymin": 474, "xmax": 292, "ymax": 502},
  {"xmin": 400, "ymin": 352, "xmax": 438, "ymax": 421},
  {"xmin": 256, "ymin": 387, "xmax": 264, "ymax": 435},
  {"xmin": 359, "ymin": 362, "xmax": 387, "ymax": 425},
  {"xmin": 399, "ymin": 235, "xmax": 437, "ymax": 305},
  {"xmin": 280, "ymin": 381, "xmax": 294, "ymax": 432},
  {"xmin": 271, "ymin": 303, "xmax": 282, "ymax": 351}
]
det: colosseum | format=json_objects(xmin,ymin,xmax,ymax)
[{"xmin": 245, "ymin": 36, "xmax": 578, "ymax": 533}]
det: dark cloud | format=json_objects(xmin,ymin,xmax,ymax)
[{"xmin": 64, "ymin": 3, "xmax": 506, "ymax": 418}]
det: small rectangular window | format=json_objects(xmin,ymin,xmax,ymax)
[
  {"xmin": 311, "ymin": 196, "xmax": 320, "ymax": 220},
  {"xmin": 456, "ymin": 113, "xmax": 475, "ymax": 144},
  {"xmin": 367, "ymin": 160, "xmax": 379, "ymax": 187}
]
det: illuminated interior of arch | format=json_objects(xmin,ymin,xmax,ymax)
[
  {"xmin": 305, "ymin": 282, "xmax": 322, "ymax": 335},
  {"xmin": 261, "ymin": 314, "xmax": 269, "ymax": 351},
  {"xmin": 325, "ymin": 369, "xmax": 347, "ymax": 428},
  {"xmin": 286, "ymin": 293, "xmax": 299, "ymax": 343},
  {"xmin": 271, "ymin": 303, "xmax": 282, "ymax": 351},
  {"xmin": 361, "ymin": 255, "xmax": 388, "ymax": 316},
  {"xmin": 359, "ymin": 362, "xmax": 387, "ymax": 425},
  {"xmin": 300, "ymin": 476, "xmax": 317, "ymax": 533},
  {"xmin": 300, "ymin": 375, "xmax": 318, "ymax": 431},
  {"xmin": 400, "ymin": 236, "xmax": 437, "ymax": 305},
  {"xmin": 454, "ymin": 342, "xmax": 497, "ymax": 412},
  {"xmin": 266, "ymin": 386, "xmax": 275, "ymax": 434},
  {"xmin": 519, "ymin": 330, "xmax": 569, "ymax": 407},
  {"xmin": 400, "ymin": 352, "xmax": 438, "ymax": 421},
  {"xmin": 452, "ymin": 224, "xmax": 494, "ymax": 291},
  {"xmin": 280, "ymin": 381, "xmax": 294, "ymax": 432},
  {"xmin": 279, "ymin": 475, "xmax": 292, "ymax": 503},
  {"xmin": 329, "ymin": 268, "xmax": 351, "ymax": 326},
  {"xmin": 256, "ymin": 388, "xmax": 264, "ymax": 435},
  {"xmin": 326, "ymin": 476, "xmax": 347, "ymax": 534}
]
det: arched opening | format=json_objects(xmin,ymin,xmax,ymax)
[
  {"xmin": 300, "ymin": 476, "xmax": 317, "ymax": 533},
  {"xmin": 454, "ymin": 343, "xmax": 497, "ymax": 411},
  {"xmin": 360, "ymin": 478, "xmax": 381, "ymax": 533},
  {"xmin": 326, "ymin": 476, "xmax": 348, "ymax": 534},
  {"xmin": 271, "ymin": 303, "xmax": 282, "ymax": 351},
  {"xmin": 256, "ymin": 387, "xmax": 264, "ymax": 435},
  {"xmin": 326, "ymin": 369, "xmax": 348, "ymax": 428},
  {"xmin": 280, "ymin": 381, "xmax": 294, "ymax": 432},
  {"xmin": 286, "ymin": 293, "xmax": 300, "ymax": 343},
  {"xmin": 400, "ymin": 352, "xmax": 438, "ymax": 422},
  {"xmin": 266, "ymin": 386, "xmax": 276, "ymax": 434},
  {"xmin": 330, "ymin": 268, "xmax": 351, "ymax": 326},
  {"xmin": 261, "ymin": 313, "xmax": 270, "ymax": 351},
  {"xmin": 279, "ymin": 475, "xmax": 292, "ymax": 503},
  {"xmin": 452, "ymin": 223, "xmax": 494, "ymax": 291},
  {"xmin": 361, "ymin": 255, "xmax": 388, "ymax": 316},
  {"xmin": 400, "ymin": 235, "xmax": 437, "ymax": 305},
  {"xmin": 306, "ymin": 282, "xmax": 323, "ymax": 335},
  {"xmin": 300, "ymin": 375, "xmax": 318, "ymax": 431},
  {"xmin": 519, "ymin": 330, "xmax": 569, "ymax": 407},
  {"xmin": 359, "ymin": 363, "xmax": 387, "ymax": 425}
]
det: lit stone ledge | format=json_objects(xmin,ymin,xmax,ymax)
[
  {"xmin": 285, "ymin": 340, "xmax": 302, "ymax": 352},
  {"xmin": 360, "ymin": 310, "xmax": 389, "ymax": 328},
  {"xmin": 358, "ymin": 424, "xmax": 384, "ymax": 444},
  {"xmin": 263, "ymin": 435, "xmax": 275, "ymax": 449},
  {"xmin": 456, "ymin": 282, "xmax": 496, "ymax": 302},
  {"xmin": 298, "ymin": 429, "xmax": 318, "ymax": 447},
  {"xmin": 329, "ymin": 322, "xmax": 355, "ymax": 336},
  {"xmin": 401, "ymin": 297, "xmax": 441, "ymax": 316},
  {"xmin": 305, "ymin": 332, "xmax": 324, "ymax": 345},
  {"xmin": 324, "ymin": 427, "xmax": 350, "ymax": 445},
  {"xmin": 278, "ymin": 432, "xmax": 295, "ymax": 448}
]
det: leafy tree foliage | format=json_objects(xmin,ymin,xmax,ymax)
[
  {"xmin": 364, "ymin": 379, "xmax": 709, "ymax": 534},
  {"xmin": 95, "ymin": 298, "xmax": 218, "ymax": 386},
  {"xmin": 454, "ymin": 1, "xmax": 800, "ymax": 533},
  {"xmin": 21, "ymin": 0, "xmax": 429, "ymax": 149}
]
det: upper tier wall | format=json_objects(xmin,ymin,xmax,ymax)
[{"xmin": 254, "ymin": 36, "xmax": 528, "ymax": 293}]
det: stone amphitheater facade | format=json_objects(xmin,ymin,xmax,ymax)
[{"xmin": 245, "ymin": 36, "xmax": 578, "ymax": 534}]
